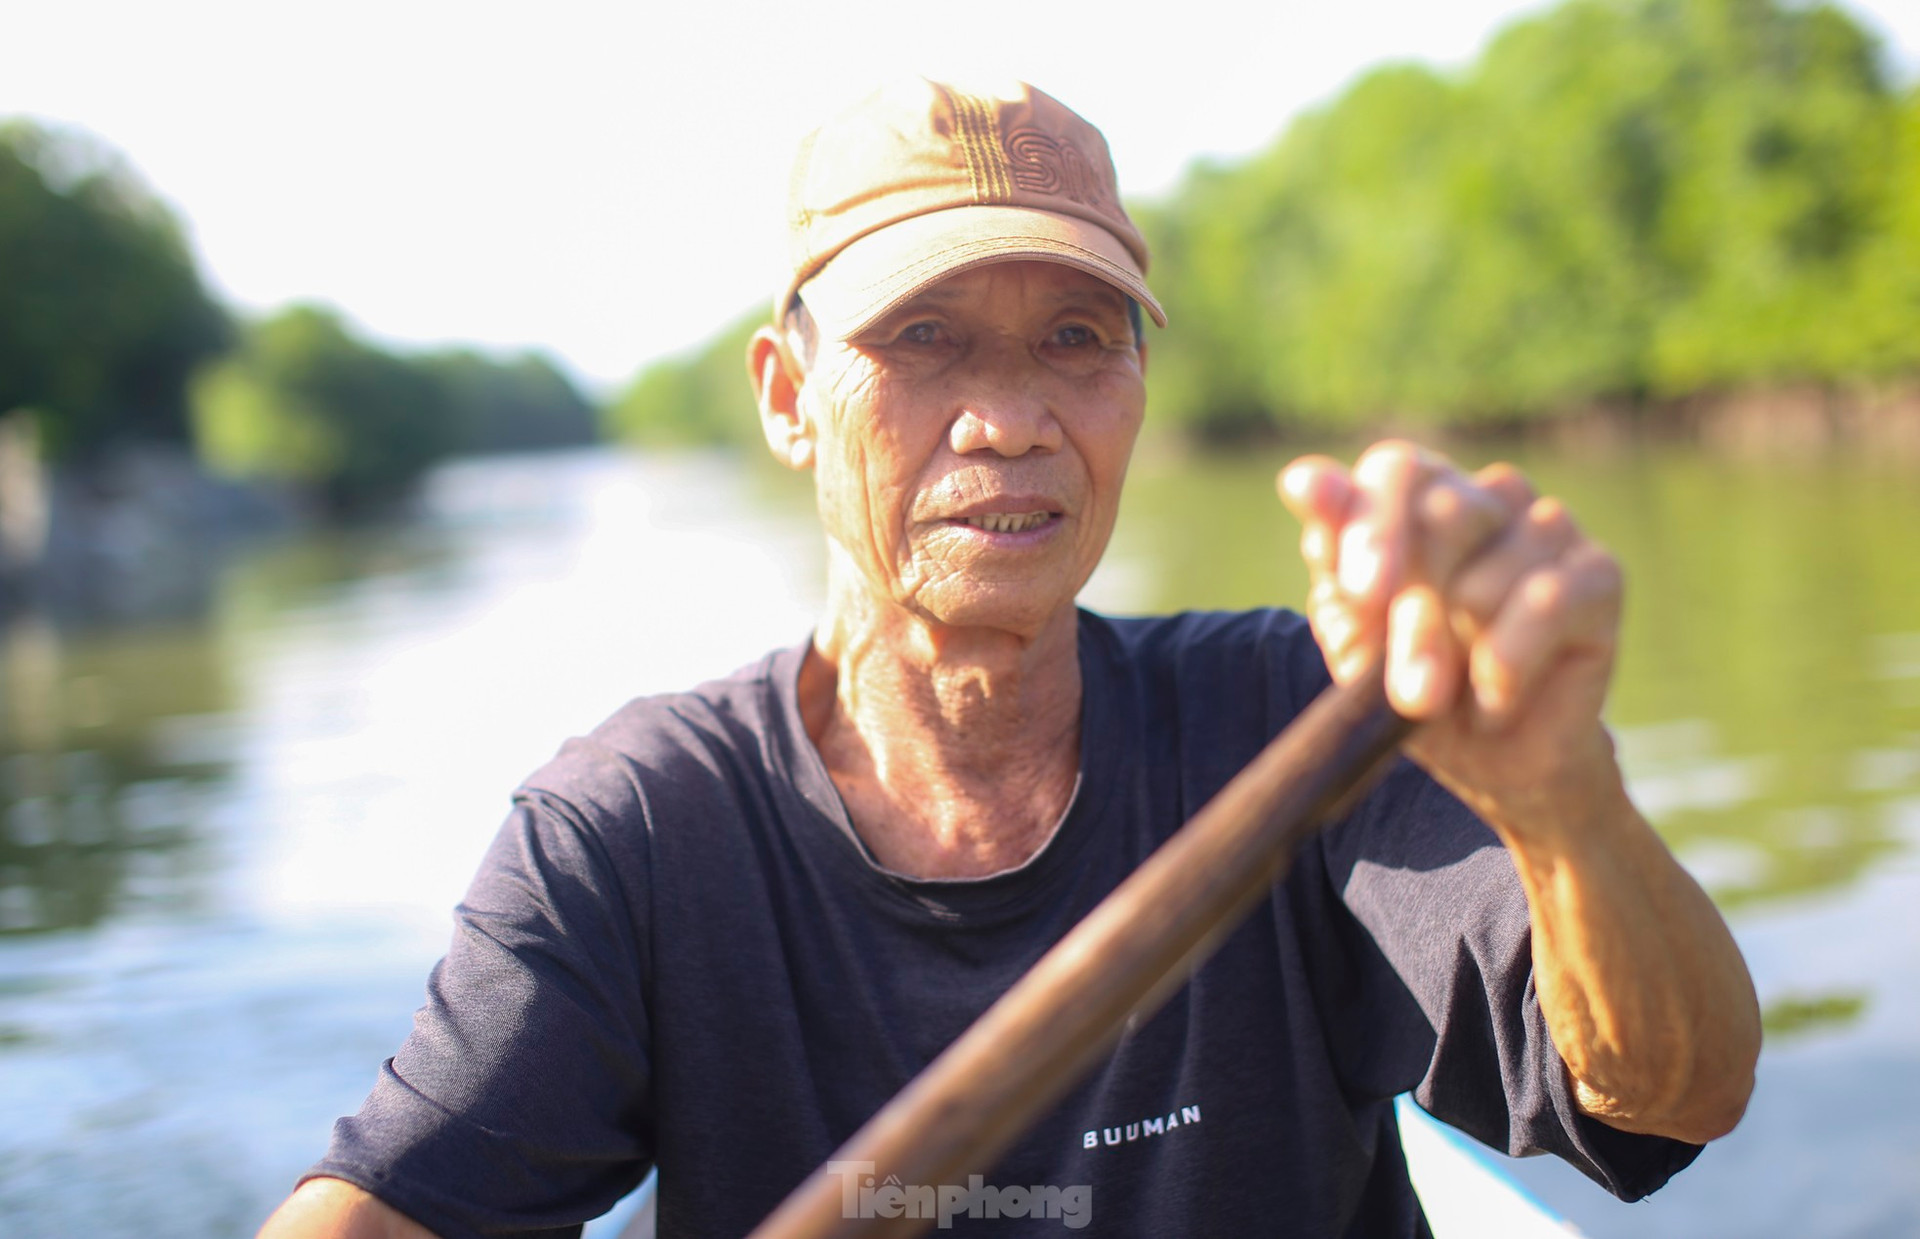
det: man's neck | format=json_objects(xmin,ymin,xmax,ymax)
[{"xmin": 799, "ymin": 580, "xmax": 1083, "ymax": 880}]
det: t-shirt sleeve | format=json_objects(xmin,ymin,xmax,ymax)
[
  {"xmin": 1268, "ymin": 617, "xmax": 1702, "ymax": 1202},
  {"xmin": 1312, "ymin": 757, "xmax": 1704, "ymax": 1202},
  {"xmin": 305, "ymin": 788, "xmax": 654, "ymax": 1239}
]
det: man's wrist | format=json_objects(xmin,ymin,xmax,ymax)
[{"xmin": 1474, "ymin": 725, "xmax": 1636, "ymax": 862}]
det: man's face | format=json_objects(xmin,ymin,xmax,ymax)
[{"xmin": 794, "ymin": 261, "xmax": 1146, "ymax": 638}]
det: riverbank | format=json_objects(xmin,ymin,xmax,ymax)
[
  {"xmin": 1150, "ymin": 383, "xmax": 1920, "ymax": 467},
  {"xmin": 5, "ymin": 375, "xmax": 1912, "ymax": 627},
  {"xmin": 1515, "ymin": 384, "xmax": 1920, "ymax": 463},
  {"xmin": 0, "ymin": 427, "xmax": 304, "ymax": 624}
]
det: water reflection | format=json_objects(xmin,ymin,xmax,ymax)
[
  {"xmin": 1761, "ymin": 989, "xmax": 1871, "ymax": 1040},
  {"xmin": 11, "ymin": 444, "xmax": 1909, "ymax": 926},
  {"xmin": 0, "ymin": 617, "xmax": 236, "ymax": 935},
  {"xmin": 0, "ymin": 448, "xmax": 834, "ymax": 1237}
]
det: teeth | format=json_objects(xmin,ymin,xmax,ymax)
[{"xmin": 962, "ymin": 511, "xmax": 1050, "ymax": 533}]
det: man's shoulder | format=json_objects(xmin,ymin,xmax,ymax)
[
  {"xmin": 584, "ymin": 645, "xmax": 793, "ymax": 761},
  {"xmin": 1085, "ymin": 606, "xmax": 1328, "ymax": 699},
  {"xmin": 514, "ymin": 643, "xmax": 801, "ymax": 830},
  {"xmin": 1090, "ymin": 606, "xmax": 1315, "ymax": 657}
]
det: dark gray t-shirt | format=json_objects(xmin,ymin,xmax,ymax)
[{"xmin": 311, "ymin": 608, "xmax": 1700, "ymax": 1237}]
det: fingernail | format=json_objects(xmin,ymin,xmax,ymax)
[
  {"xmin": 1302, "ymin": 523, "xmax": 1330, "ymax": 567},
  {"xmin": 1280, "ymin": 463, "xmax": 1312, "ymax": 502},
  {"xmin": 1396, "ymin": 654, "xmax": 1432, "ymax": 708},
  {"xmin": 1355, "ymin": 448, "xmax": 1399, "ymax": 487},
  {"xmin": 1339, "ymin": 528, "xmax": 1380, "ymax": 596}
]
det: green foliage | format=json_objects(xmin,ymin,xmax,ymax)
[
  {"xmin": 193, "ymin": 308, "xmax": 600, "ymax": 511},
  {"xmin": 1139, "ymin": 0, "xmax": 1920, "ymax": 434},
  {"xmin": 1842, "ymin": 86, "xmax": 1920, "ymax": 374},
  {"xmin": 420, "ymin": 349, "xmax": 598, "ymax": 455},
  {"xmin": 192, "ymin": 351, "xmax": 343, "ymax": 486},
  {"xmin": 604, "ymin": 308, "xmax": 767, "ymax": 449},
  {"xmin": 617, "ymin": 0, "xmax": 1920, "ymax": 446},
  {"xmin": 0, "ymin": 121, "xmax": 229, "ymax": 459},
  {"xmin": 191, "ymin": 306, "xmax": 456, "ymax": 509},
  {"xmin": 3, "ymin": 122, "xmax": 598, "ymax": 506}
]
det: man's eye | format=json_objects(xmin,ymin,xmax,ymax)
[
  {"xmin": 900, "ymin": 322, "xmax": 942, "ymax": 345},
  {"xmin": 1053, "ymin": 325, "xmax": 1096, "ymax": 348}
]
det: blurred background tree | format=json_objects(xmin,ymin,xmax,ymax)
[
  {"xmin": 0, "ymin": 121, "xmax": 230, "ymax": 458},
  {"xmin": 421, "ymin": 349, "xmax": 598, "ymax": 456},
  {"xmin": 3, "ymin": 122, "xmax": 598, "ymax": 519},
  {"xmin": 8, "ymin": 0, "xmax": 1919, "ymax": 480},
  {"xmin": 602, "ymin": 308, "xmax": 766, "ymax": 450},
  {"xmin": 189, "ymin": 305, "xmax": 456, "ymax": 510},
  {"xmin": 604, "ymin": 0, "xmax": 1920, "ymax": 447},
  {"xmin": 1141, "ymin": 0, "xmax": 1919, "ymax": 436},
  {"xmin": 193, "ymin": 307, "xmax": 597, "ymax": 512}
]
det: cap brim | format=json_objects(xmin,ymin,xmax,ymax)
[{"xmin": 795, "ymin": 205, "xmax": 1167, "ymax": 341}]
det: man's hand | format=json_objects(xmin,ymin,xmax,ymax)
[
  {"xmin": 1279, "ymin": 441, "xmax": 1760, "ymax": 1146},
  {"xmin": 1278, "ymin": 441, "xmax": 1622, "ymax": 834}
]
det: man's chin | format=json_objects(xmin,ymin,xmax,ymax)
[{"xmin": 908, "ymin": 584, "xmax": 1079, "ymax": 642}]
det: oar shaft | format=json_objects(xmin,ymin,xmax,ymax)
[{"xmin": 749, "ymin": 661, "xmax": 1411, "ymax": 1239}]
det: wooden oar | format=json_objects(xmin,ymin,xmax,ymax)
[{"xmin": 747, "ymin": 658, "xmax": 1414, "ymax": 1239}]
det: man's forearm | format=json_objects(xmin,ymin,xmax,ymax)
[
  {"xmin": 1480, "ymin": 747, "xmax": 1760, "ymax": 1145},
  {"xmin": 257, "ymin": 1178, "xmax": 440, "ymax": 1239}
]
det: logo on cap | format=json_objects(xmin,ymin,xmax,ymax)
[
  {"xmin": 949, "ymin": 89, "xmax": 1113, "ymax": 213},
  {"xmin": 1007, "ymin": 128, "xmax": 1109, "ymax": 208}
]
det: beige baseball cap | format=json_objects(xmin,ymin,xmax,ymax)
[{"xmin": 779, "ymin": 78, "xmax": 1167, "ymax": 341}]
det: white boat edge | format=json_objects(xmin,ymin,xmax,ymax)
[
  {"xmin": 1398, "ymin": 1095, "xmax": 1583, "ymax": 1238},
  {"xmin": 587, "ymin": 1171, "xmax": 656, "ymax": 1239},
  {"xmin": 587, "ymin": 1097, "xmax": 1577, "ymax": 1238}
]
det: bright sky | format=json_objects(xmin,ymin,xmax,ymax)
[{"xmin": 8, "ymin": 0, "xmax": 1918, "ymax": 393}]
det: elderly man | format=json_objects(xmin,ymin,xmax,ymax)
[{"xmin": 262, "ymin": 79, "xmax": 1759, "ymax": 1239}]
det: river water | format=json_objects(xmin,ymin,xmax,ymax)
[{"xmin": 0, "ymin": 444, "xmax": 1915, "ymax": 1237}]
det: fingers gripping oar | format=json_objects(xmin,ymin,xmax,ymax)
[{"xmin": 747, "ymin": 658, "xmax": 1414, "ymax": 1239}]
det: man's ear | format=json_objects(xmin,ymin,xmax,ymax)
[{"xmin": 747, "ymin": 326, "xmax": 814, "ymax": 471}]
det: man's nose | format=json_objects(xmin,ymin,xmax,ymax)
[{"xmin": 946, "ymin": 344, "xmax": 1064, "ymax": 457}]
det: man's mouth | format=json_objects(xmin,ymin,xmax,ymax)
[{"xmin": 957, "ymin": 511, "xmax": 1055, "ymax": 534}]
